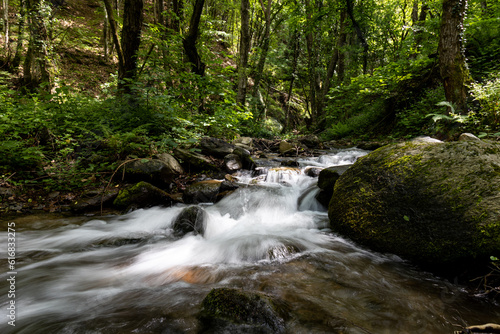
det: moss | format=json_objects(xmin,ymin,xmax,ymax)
[
  {"xmin": 329, "ymin": 140, "xmax": 500, "ymax": 273},
  {"xmin": 199, "ymin": 288, "xmax": 286, "ymax": 333},
  {"xmin": 113, "ymin": 181, "xmax": 173, "ymax": 209}
]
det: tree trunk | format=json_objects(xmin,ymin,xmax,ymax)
[
  {"xmin": 438, "ymin": 0, "xmax": 469, "ymax": 114},
  {"xmin": 345, "ymin": 0, "xmax": 368, "ymax": 74},
  {"xmin": 236, "ymin": 0, "xmax": 250, "ymax": 107},
  {"xmin": 182, "ymin": 0, "xmax": 205, "ymax": 76},
  {"xmin": 103, "ymin": 0, "xmax": 124, "ymax": 74},
  {"xmin": 12, "ymin": 0, "xmax": 26, "ymax": 70},
  {"xmin": 169, "ymin": 0, "xmax": 183, "ymax": 32},
  {"xmin": 3, "ymin": 0, "xmax": 9, "ymax": 50},
  {"xmin": 252, "ymin": 0, "xmax": 271, "ymax": 117},
  {"xmin": 284, "ymin": 29, "xmax": 300, "ymax": 132},
  {"xmin": 23, "ymin": 0, "xmax": 55, "ymax": 91},
  {"xmin": 120, "ymin": 0, "xmax": 144, "ymax": 91},
  {"xmin": 103, "ymin": 7, "xmax": 109, "ymax": 60},
  {"xmin": 409, "ymin": 1, "xmax": 428, "ymax": 58},
  {"xmin": 317, "ymin": 8, "xmax": 347, "ymax": 122},
  {"xmin": 304, "ymin": 0, "xmax": 316, "ymax": 124}
]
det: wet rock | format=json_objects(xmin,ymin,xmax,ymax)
[
  {"xmin": 233, "ymin": 147, "xmax": 256, "ymax": 170},
  {"xmin": 199, "ymin": 288, "xmax": 288, "ymax": 334},
  {"xmin": 454, "ymin": 323, "xmax": 500, "ymax": 334},
  {"xmin": 315, "ymin": 167, "xmax": 346, "ymax": 208},
  {"xmin": 200, "ymin": 137, "xmax": 236, "ymax": 159},
  {"xmin": 280, "ymin": 159, "xmax": 300, "ymax": 167},
  {"xmin": 121, "ymin": 159, "xmax": 179, "ymax": 188},
  {"xmin": 304, "ymin": 167, "xmax": 323, "ymax": 178},
  {"xmin": 174, "ymin": 148, "xmax": 219, "ymax": 173},
  {"xmin": 172, "ymin": 206, "xmax": 207, "ymax": 237},
  {"xmin": 113, "ymin": 181, "xmax": 175, "ymax": 210},
  {"xmin": 317, "ymin": 167, "xmax": 346, "ymax": 190},
  {"xmin": 298, "ymin": 135, "xmax": 321, "ymax": 149},
  {"xmin": 224, "ymin": 154, "xmax": 243, "ymax": 173},
  {"xmin": 329, "ymin": 140, "xmax": 500, "ymax": 274},
  {"xmin": 183, "ymin": 180, "xmax": 222, "ymax": 204},
  {"xmin": 233, "ymin": 136, "xmax": 253, "ymax": 151},
  {"xmin": 71, "ymin": 188, "xmax": 119, "ymax": 213},
  {"xmin": 356, "ymin": 141, "xmax": 385, "ymax": 151}
]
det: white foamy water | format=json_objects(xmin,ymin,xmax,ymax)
[{"xmin": 0, "ymin": 148, "xmax": 498, "ymax": 333}]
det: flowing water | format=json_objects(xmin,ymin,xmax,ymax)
[{"xmin": 1, "ymin": 148, "xmax": 499, "ymax": 333}]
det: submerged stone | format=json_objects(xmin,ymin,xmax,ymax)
[
  {"xmin": 172, "ymin": 206, "xmax": 207, "ymax": 237},
  {"xmin": 199, "ymin": 288, "xmax": 288, "ymax": 334}
]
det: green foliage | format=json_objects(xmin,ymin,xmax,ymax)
[
  {"xmin": 466, "ymin": 17, "xmax": 500, "ymax": 79},
  {"xmin": 469, "ymin": 72, "xmax": 500, "ymax": 130},
  {"xmin": 323, "ymin": 57, "xmax": 438, "ymax": 139},
  {"xmin": 394, "ymin": 87, "xmax": 445, "ymax": 135}
]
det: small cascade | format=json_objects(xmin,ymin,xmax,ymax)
[{"xmin": 265, "ymin": 167, "xmax": 302, "ymax": 184}]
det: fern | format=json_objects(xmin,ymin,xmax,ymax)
[{"xmin": 427, "ymin": 101, "xmax": 468, "ymax": 123}]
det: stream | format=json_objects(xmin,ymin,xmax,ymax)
[{"xmin": 1, "ymin": 148, "xmax": 499, "ymax": 333}]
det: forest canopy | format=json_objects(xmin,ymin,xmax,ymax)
[{"xmin": 0, "ymin": 0, "xmax": 499, "ymax": 191}]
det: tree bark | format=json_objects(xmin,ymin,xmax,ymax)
[
  {"xmin": 252, "ymin": 0, "xmax": 271, "ymax": 100},
  {"xmin": 284, "ymin": 29, "xmax": 300, "ymax": 132},
  {"xmin": 236, "ymin": 0, "xmax": 250, "ymax": 107},
  {"xmin": 3, "ymin": 0, "xmax": 9, "ymax": 50},
  {"xmin": 23, "ymin": 0, "xmax": 55, "ymax": 91},
  {"xmin": 103, "ymin": 0, "xmax": 124, "ymax": 74},
  {"xmin": 345, "ymin": 0, "xmax": 368, "ymax": 74},
  {"xmin": 12, "ymin": 0, "xmax": 26, "ymax": 70},
  {"xmin": 121, "ymin": 0, "xmax": 144, "ymax": 88},
  {"xmin": 182, "ymin": 0, "xmax": 205, "ymax": 76},
  {"xmin": 304, "ymin": 0, "xmax": 317, "ymax": 125},
  {"xmin": 438, "ymin": 0, "xmax": 469, "ymax": 114},
  {"xmin": 169, "ymin": 0, "xmax": 183, "ymax": 32},
  {"xmin": 317, "ymin": 8, "xmax": 347, "ymax": 119}
]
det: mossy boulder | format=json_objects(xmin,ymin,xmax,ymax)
[
  {"xmin": 121, "ymin": 158, "xmax": 181, "ymax": 188},
  {"xmin": 113, "ymin": 181, "xmax": 175, "ymax": 210},
  {"xmin": 199, "ymin": 288, "xmax": 287, "ymax": 334},
  {"xmin": 328, "ymin": 139, "xmax": 500, "ymax": 273}
]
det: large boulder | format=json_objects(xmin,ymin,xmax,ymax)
[
  {"xmin": 328, "ymin": 139, "xmax": 500, "ymax": 273},
  {"xmin": 199, "ymin": 288, "xmax": 287, "ymax": 334}
]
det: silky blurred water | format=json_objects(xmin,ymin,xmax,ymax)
[{"xmin": 1, "ymin": 149, "xmax": 498, "ymax": 333}]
